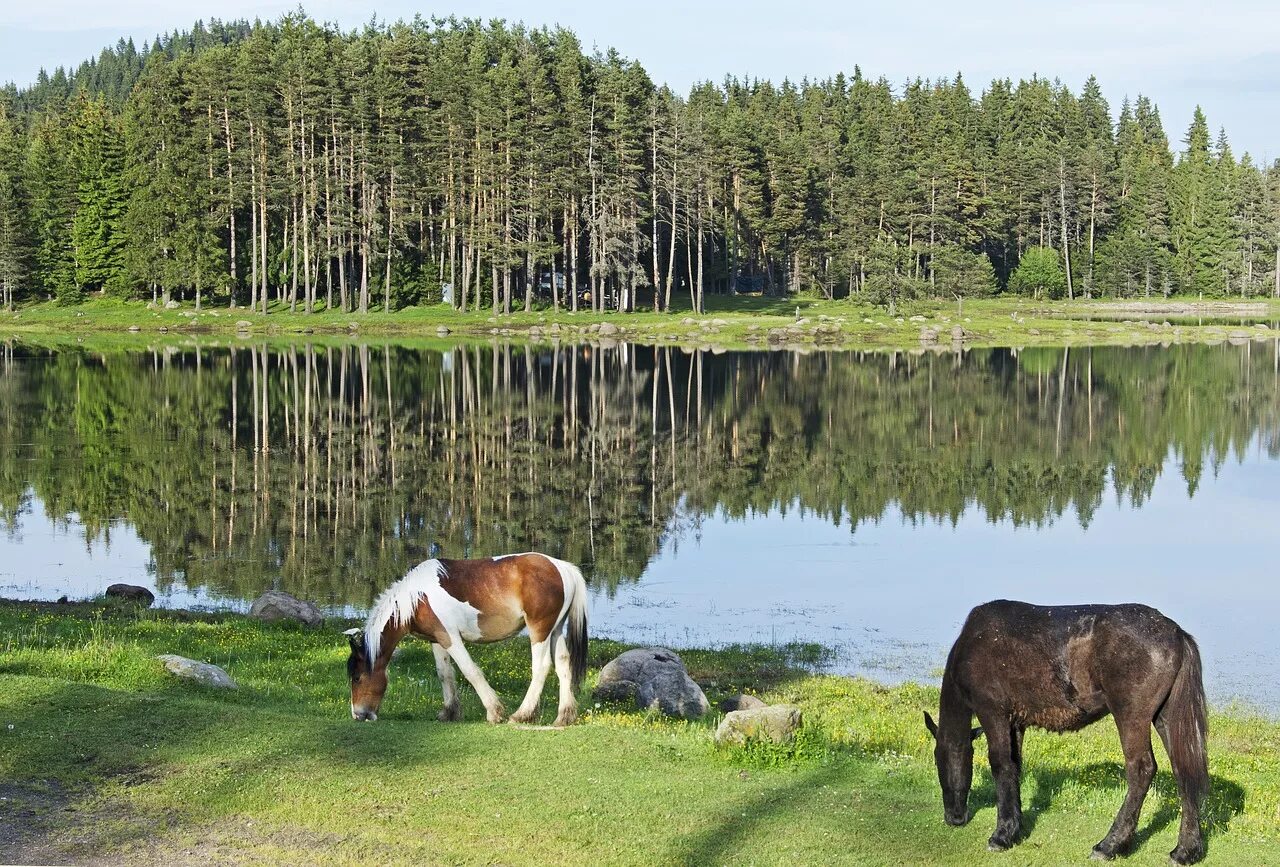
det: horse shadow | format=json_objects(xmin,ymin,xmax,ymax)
[{"xmin": 968, "ymin": 762, "xmax": 1246, "ymax": 855}]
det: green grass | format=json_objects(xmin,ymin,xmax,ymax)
[
  {"xmin": 1, "ymin": 601, "xmax": 1277, "ymax": 865},
  {"xmin": 5, "ymin": 294, "xmax": 1280, "ymax": 353}
]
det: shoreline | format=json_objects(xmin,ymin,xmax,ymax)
[{"xmin": 5, "ymin": 296, "xmax": 1280, "ymax": 352}]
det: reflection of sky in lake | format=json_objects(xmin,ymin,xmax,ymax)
[
  {"xmin": 4, "ymin": 442, "xmax": 1278, "ymax": 713},
  {"xmin": 595, "ymin": 443, "xmax": 1280, "ymax": 713}
]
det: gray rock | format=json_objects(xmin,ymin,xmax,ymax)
[
  {"xmin": 436, "ymin": 326, "xmax": 451, "ymax": 335},
  {"xmin": 598, "ymin": 322, "xmax": 619, "ymax": 336},
  {"xmin": 127, "ymin": 325, "xmax": 141, "ymax": 333},
  {"xmin": 718, "ymin": 694, "xmax": 767, "ymax": 713},
  {"xmin": 950, "ymin": 325, "xmax": 967, "ymax": 341},
  {"xmin": 594, "ymin": 647, "xmax": 709, "ymax": 719},
  {"xmin": 157, "ymin": 655, "xmax": 237, "ymax": 689},
  {"xmin": 714, "ymin": 704, "xmax": 803, "ymax": 747},
  {"xmin": 235, "ymin": 320, "xmax": 253, "ymax": 330},
  {"xmin": 919, "ymin": 327, "xmax": 940, "ymax": 343},
  {"xmin": 248, "ymin": 590, "xmax": 323, "ymax": 627},
  {"xmin": 163, "ymin": 299, "xmax": 179, "ymax": 309},
  {"xmin": 105, "ymin": 584, "xmax": 154, "ymax": 606}
]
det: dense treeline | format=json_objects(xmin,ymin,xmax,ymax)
[
  {"xmin": 1, "ymin": 341, "xmax": 1276, "ymax": 604},
  {"xmin": 2, "ymin": 13, "xmax": 1280, "ymax": 314}
]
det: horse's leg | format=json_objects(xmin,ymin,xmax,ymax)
[
  {"xmin": 981, "ymin": 713, "xmax": 1022, "ymax": 851},
  {"xmin": 551, "ymin": 632, "xmax": 579, "ymax": 727},
  {"xmin": 1155, "ymin": 717, "xmax": 1206, "ymax": 865},
  {"xmin": 432, "ymin": 643, "xmax": 462, "ymax": 722},
  {"xmin": 443, "ymin": 637, "xmax": 506, "ymax": 724},
  {"xmin": 1091, "ymin": 713, "xmax": 1157, "ymax": 860},
  {"xmin": 510, "ymin": 637, "xmax": 553, "ymax": 724}
]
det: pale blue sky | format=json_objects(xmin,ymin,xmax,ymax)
[{"xmin": 3, "ymin": 2, "xmax": 1279, "ymax": 159}]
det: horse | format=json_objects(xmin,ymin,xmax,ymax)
[
  {"xmin": 344, "ymin": 553, "xmax": 589, "ymax": 727},
  {"xmin": 924, "ymin": 600, "xmax": 1208, "ymax": 865}
]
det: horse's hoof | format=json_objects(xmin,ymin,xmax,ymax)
[
  {"xmin": 987, "ymin": 837, "xmax": 1012, "ymax": 853},
  {"xmin": 1169, "ymin": 846, "xmax": 1205, "ymax": 866},
  {"xmin": 1090, "ymin": 847, "xmax": 1116, "ymax": 861},
  {"xmin": 509, "ymin": 709, "xmax": 537, "ymax": 724},
  {"xmin": 486, "ymin": 705, "xmax": 507, "ymax": 724},
  {"xmin": 437, "ymin": 705, "xmax": 462, "ymax": 722},
  {"xmin": 552, "ymin": 708, "xmax": 578, "ymax": 728}
]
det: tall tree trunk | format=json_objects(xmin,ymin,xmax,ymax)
[{"xmin": 1059, "ymin": 156, "xmax": 1074, "ymax": 300}]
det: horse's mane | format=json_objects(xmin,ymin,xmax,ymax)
[{"xmin": 363, "ymin": 559, "xmax": 447, "ymax": 665}]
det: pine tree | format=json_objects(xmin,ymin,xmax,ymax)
[
  {"xmin": 0, "ymin": 100, "xmax": 30, "ymax": 308},
  {"xmin": 68, "ymin": 94, "xmax": 126, "ymax": 295}
]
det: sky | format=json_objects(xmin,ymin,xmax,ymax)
[{"xmin": 3, "ymin": 1, "xmax": 1280, "ymax": 160}]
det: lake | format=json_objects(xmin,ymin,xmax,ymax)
[{"xmin": 2, "ymin": 338, "xmax": 1278, "ymax": 712}]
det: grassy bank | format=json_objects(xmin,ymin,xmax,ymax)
[
  {"xmin": 4, "ymin": 295, "xmax": 1280, "ymax": 352},
  {"xmin": 0, "ymin": 601, "xmax": 1276, "ymax": 865}
]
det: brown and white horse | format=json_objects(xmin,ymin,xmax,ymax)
[{"xmin": 345, "ymin": 553, "xmax": 588, "ymax": 727}]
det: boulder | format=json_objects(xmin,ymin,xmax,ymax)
[
  {"xmin": 105, "ymin": 584, "xmax": 155, "ymax": 606},
  {"xmin": 714, "ymin": 704, "xmax": 803, "ymax": 747},
  {"xmin": 919, "ymin": 327, "xmax": 940, "ymax": 344},
  {"xmin": 718, "ymin": 694, "xmax": 767, "ymax": 714},
  {"xmin": 235, "ymin": 320, "xmax": 254, "ymax": 330},
  {"xmin": 950, "ymin": 325, "xmax": 967, "ymax": 341},
  {"xmin": 593, "ymin": 647, "xmax": 709, "ymax": 719},
  {"xmin": 164, "ymin": 299, "xmax": 179, "ymax": 310},
  {"xmin": 157, "ymin": 655, "xmax": 237, "ymax": 689},
  {"xmin": 598, "ymin": 322, "xmax": 619, "ymax": 336},
  {"xmin": 248, "ymin": 590, "xmax": 323, "ymax": 627}
]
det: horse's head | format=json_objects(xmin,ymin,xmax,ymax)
[
  {"xmin": 345, "ymin": 628, "xmax": 387, "ymax": 721},
  {"xmin": 924, "ymin": 711, "xmax": 983, "ymax": 826}
]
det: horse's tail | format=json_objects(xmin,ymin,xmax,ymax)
[
  {"xmin": 1160, "ymin": 630, "xmax": 1209, "ymax": 807},
  {"xmin": 550, "ymin": 557, "xmax": 589, "ymax": 693}
]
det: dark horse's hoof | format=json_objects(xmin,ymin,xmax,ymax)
[
  {"xmin": 1089, "ymin": 848, "xmax": 1115, "ymax": 861},
  {"xmin": 1169, "ymin": 845, "xmax": 1205, "ymax": 866},
  {"xmin": 987, "ymin": 836, "xmax": 1013, "ymax": 852}
]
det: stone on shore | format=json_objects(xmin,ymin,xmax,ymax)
[
  {"xmin": 157, "ymin": 655, "xmax": 237, "ymax": 689},
  {"xmin": 714, "ymin": 705, "xmax": 803, "ymax": 747},
  {"xmin": 105, "ymin": 584, "xmax": 155, "ymax": 606},
  {"xmin": 248, "ymin": 590, "xmax": 323, "ymax": 627},
  {"xmin": 593, "ymin": 647, "xmax": 709, "ymax": 719}
]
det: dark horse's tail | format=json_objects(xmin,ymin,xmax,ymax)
[{"xmin": 1159, "ymin": 631, "xmax": 1209, "ymax": 806}]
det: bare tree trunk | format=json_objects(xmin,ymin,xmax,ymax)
[{"xmin": 1059, "ymin": 156, "xmax": 1074, "ymax": 300}]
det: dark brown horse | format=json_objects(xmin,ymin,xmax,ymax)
[
  {"xmin": 345, "ymin": 553, "xmax": 588, "ymax": 726},
  {"xmin": 925, "ymin": 600, "xmax": 1208, "ymax": 864}
]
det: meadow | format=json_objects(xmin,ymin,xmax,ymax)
[{"xmin": 1, "ymin": 601, "xmax": 1276, "ymax": 865}]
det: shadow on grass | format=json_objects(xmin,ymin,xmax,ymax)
[
  {"xmin": 966, "ymin": 761, "xmax": 1246, "ymax": 859},
  {"xmin": 0, "ymin": 676, "xmax": 479, "ymax": 862},
  {"xmin": 669, "ymin": 760, "xmax": 850, "ymax": 864}
]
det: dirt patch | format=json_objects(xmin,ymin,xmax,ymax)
[{"xmin": 0, "ymin": 783, "xmax": 379, "ymax": 866}]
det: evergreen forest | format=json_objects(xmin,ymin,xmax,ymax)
[{"xmin": 1, "ymin": 14, "xmax": 1277, "ymax": 314}]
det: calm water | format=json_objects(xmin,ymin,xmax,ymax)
[{"xmin": 2, "ymin": 339, "xmax": 1278, "ymax": 711}]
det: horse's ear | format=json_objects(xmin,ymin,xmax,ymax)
[
  {"xmin": 971, "ymin": 726, "xmax": 984, "ymax": 741},
  {"xmin": 923, "ymin": 711, "xmax": 938, "ymax": 738}
]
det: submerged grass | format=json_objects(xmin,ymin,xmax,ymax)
[{"xmin": 1, "ymin": 600, "xmax": 1277, "ymax": 865}]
